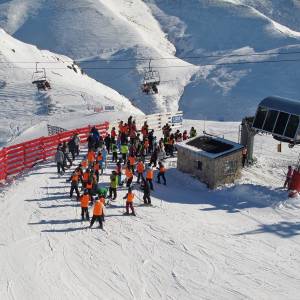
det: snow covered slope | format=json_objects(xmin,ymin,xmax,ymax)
[
  {"xmin": 0, "ymin": 120, "xmax": 299, "ymax": 299},
  {"xmin": 1, "ymin": 0, "xmax": 300, "ymax": 120},
  {"xmin": 0, "ymin": 0, "xmax": 196, "ymax": 115},
  {"xmin": 0, "ymin": 29, "xmax": 142, "ymax": 147},
  {"xmin": 146, "ymin": 0, "xmax": 300, "ymax": 120}
]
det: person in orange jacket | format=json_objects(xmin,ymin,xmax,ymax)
[
  {"xmin": 123, "ymin": 187, "xmax": 136, "ymax": 216},
  {"xmin": 80, "ymin": 190, "xmax": 90, "ymax": 221},
  {"xmin": 90, "ymin": 199, "xmax": 104, "ymax": 229},
  {"xmin": 69, "ymin": 169, "xmax": 80, "ymax": 198},
  {"xmin": 146, "ymin": 164, "xmax": 154, "ymax": 190},
  {"xmin": 136, "ymin": 159, "xmax": 145, "ymax": 183},
  {"xmin": 128, "ymin": 154, "xmax": 136, "ymax": 173},
  {"xmin": 157, "ymin": 161, "xmax": 166, "ymax": 185},
  {"xmin": 125, "ymin": 165, "xmax": 133, "ymax": 187},
  {"xmin": 87, "ymin": 150, "xmax": 95, "ymax": 166}
]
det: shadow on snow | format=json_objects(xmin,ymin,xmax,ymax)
[{"xmin": 235, "ymin": 221, "xmax": 300, "ymax": 238}]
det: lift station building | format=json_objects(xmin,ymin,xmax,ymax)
[{"xmin": 176, "ymin": 135, "xmax": 244, "ymax": 189}]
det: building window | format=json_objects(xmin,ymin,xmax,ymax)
[
  {"xmin": 263, "ymin": 110, "xmax": 278, "ymax": 132},
  {"xmin": 253, "ymin": 106, "xmax": 268, "ymax": 129},
  {"xmin": 284, "ymin": 114, "xmax": 299, "ymax": 138},
  {"xmin": 273, "ymin": 112, "xmax": 289, "ymax": 136},
  {"xmin": 224, "ymin": 160, "xmax": 237, "ymax": 175},
  {"xmin": 197, "ymin": 161, "xmax": 202, "ymax": 170}
]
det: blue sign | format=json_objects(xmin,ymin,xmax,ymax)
[{"xmin": 171, "ymin": 115, "xmax": 183, "ymax": 124}]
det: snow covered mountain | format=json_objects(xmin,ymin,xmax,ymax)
[
  {"xmin": 0, "ymin": 29, "xmax": 142, "ymax": 147},
  {"xmin": 1, "ymin": 0, "xmax": 300, "ymax": 122}
]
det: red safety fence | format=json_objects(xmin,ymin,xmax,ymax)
[{"xmin": 0, "ymin": 122, "xmax": 109, "ymax": 181}]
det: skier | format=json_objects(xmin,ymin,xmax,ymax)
[
  {"xmin": 62, "ymin": 141, "xmax": 72, "ymax": 168},
  {"xmin": 112, "ymin": 143, "xmax": 118, "ymax": 163},
  {"xmin": 80, "ymin": 190, "xmax": 90, "ymax": 221},
  {"xmin": 90, "ymin": 199, "xmax": 104, "ymax": 229},
  {"xmin": 55, "ymin": 147, "xmax": 65, "ymax": 175},
  {"xmin": 68, "ymin": 136, "xmax": 77, "ymax": 161},
  {"xmin": 123, "ymin": 187, "xmax": 136, "ymax": 215},
  {"xmin": 121, "ymin": 143, "xmax": 129, "ymax": 164},
  {"xmin": 146, "ymin": 164, "xmax": 154, "ymax": 190},
  {"xmin": 141, "ymin": 178, "xmax": 151, "ymax": 205},
  {"xmin": 69, "ymin": 170, "xmax": 80, "ymax": 199},
  {"xmin": 128, "ymin": 154, "xmax": 136, "ymax": 173},
  {"xmin": 136, "ymin": 159, "xmax": 145, "ymax": 183},
  {"xmin": 157, "ymin": 161, "xmax": 166, "ymax": 185},
  {"xmin": 87, "ymin": 149, "xmax": 95, "ymax": 167},
  {"xmin": 101, "ymin": 146, "xmax": 108, "ymax": 169},
  {"xmin": 284, "ymin": 166, "xmax": 294, "ymax": 189},
  {"xmin": 111, "ymin": 127, "xmax": 117, "ymax": 144},
  {"xmin": 149, "ymin": 148, "xmax": 158, "ymax": 168},
  {"xmin": 104, "ymin": 134, "xmax": 111, "ymax": 154},
  {"xmin": 109, "ymin": 171, "xmax": 118, "ymax": 200},
  {"xmin": 73, "ymin": 133, "xmax": 80, "ymax": 156},
  {"xmin": 125, "ymin": 165, "xmax": 133, "ymax": 188}
]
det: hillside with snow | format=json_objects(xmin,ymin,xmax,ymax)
[
  {"xmin": 0, "ymin": 29, "xmax": 142, "ymax": 147},
  {"xmin": 1, "ymin": 0, "xmax": 300, "ymax": 121}
]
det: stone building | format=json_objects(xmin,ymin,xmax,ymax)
[{"xmin": 176, "ymin": 135, "xmax": 244, "ymax": 189}]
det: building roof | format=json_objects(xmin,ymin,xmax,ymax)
[
  {"xmin": 176, "ymin": 135, "xmax": 244, "ymax": 159},
  {"xmin": 259, "ymin": 96, "xmax": 300, "ymax": 116}
]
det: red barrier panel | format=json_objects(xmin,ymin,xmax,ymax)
[{"xmin": 0, "ymin": 122, "xmax": 109, "ymax": 181}]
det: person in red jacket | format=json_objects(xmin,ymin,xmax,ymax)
[
  {"xmin": 284, "ymin": 166, "xmax": 294, "ymax": 189},
  {"xmin": 90, "ymin": 199, "xmax": 104, "ymax": 229}
]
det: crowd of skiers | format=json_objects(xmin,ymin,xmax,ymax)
[{"xmin": 55, "ymin": 118, "xmax": 196, "ymax": 229}]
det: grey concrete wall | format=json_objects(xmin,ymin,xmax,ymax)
[{"xmin": 177, "ymin": 148, "xmax": 243, "ymax": 189}]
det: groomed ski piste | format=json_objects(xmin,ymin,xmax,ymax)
[{"xmin": 1, "ymin": 119, "xmax": 300, "ymax": 300}]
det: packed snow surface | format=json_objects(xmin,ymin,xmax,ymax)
[{"xmin": 0, "ymin": 120, "xmax": 299, "ymax": 300}]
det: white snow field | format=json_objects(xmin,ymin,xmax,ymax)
[
  {"xmin": 0, "ymin": 120, "xmax": 300, "ymax": 300},
  {"xmin": 0, "ymin": 29, "xmax": 143, "ymax": 147}
]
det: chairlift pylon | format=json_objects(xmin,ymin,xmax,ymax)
[
  {"xmin": 141, "ymin": 59, "xmax": 160, "ymax": 95},
  {"xmin": 32, "ymin": 62, "xmax": 51, "ymax": 91}
]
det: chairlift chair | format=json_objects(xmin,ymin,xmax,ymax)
[
  {"xmin": 32, "ymin": 64, "xmax": 51, "ymax": 91},
  {"xmin": 141, "ymin": 59, "xmax": 160, "ymax": 94}
]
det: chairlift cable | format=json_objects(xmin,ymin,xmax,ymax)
[
  {"xmin": 6, "ymin": 57, "xmax": 300, "ymax": 70},
  {"xmin": 2, "ymin": 50, "xmax": 300, "ymax": 64}
]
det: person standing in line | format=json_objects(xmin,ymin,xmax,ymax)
[
  {"xmin": 125, "ymin": 165, "xmax": 133, "ymax": 188},
  {"xmin": 55, "ymin": 147, "xmax": 65, "ymax": 175},
  {"xmin": 109, "ymin": 171, "xmax": 118, "ymax": 200},
  {"xmin": 62, "ymin": 141, "xmax": 72, "ymax": 168},
  {"xmin": 90, "ymin": 199, "xmax": 104, "ymax": 229},
  {"xmin": 142, "ymin": 178, "xmax": 151, "ymax": 205},
  {"xmin": 112, "ymin": 143, "xmax": 118, "ymax": 163},
  {"xmin": 73, "ymin": 133, "xmax": 80, "ymax": 156},
  {"xmin": 146, "ymin": 164, "xmax": 154, "ymax": 190},
  {"xmin": 69, "ymin": 170, "xmax": 80, "ymax": 199},
  {"xmin": 157, "ymin": 161, "xmax": 166, "ymax": 185},
  {"xmin": 123, "ymin": 187, "xmax": 136, "ymax": 216},
  {"xmin": 80, "ymin": 190, "xmax": 90, "ymax": 221},
  {"xmin": 136, "ymin": 159, "xmax": 145, "ymax": 183}
]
